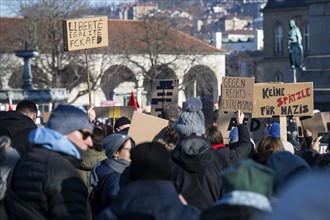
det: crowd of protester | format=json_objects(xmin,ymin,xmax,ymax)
[{"xmin": 0, "ymin": 97, "xmax": 329, "ymax": 220}]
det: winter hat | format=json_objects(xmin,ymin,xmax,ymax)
[
  {"xmin": 129, "ymin": 142, "xmax": 171, "ymax": 181},
  {"xmin": 102, "ymin": 133, "xmax": 131, "ymax": 158},
  {"xmin": 268, "ymin": 122, "xmax": 280, "ymax": 139},
  {"xmin": 221, "ymin": 159, "xmax": 274, "ymax": 199},
  {"xmin": 265, "ymin": 151, "xmax": 310, "ymax": 195},
  {"xmin": 229, "ymin": 127, "xmax": 239, "ymax": 143},
  {"xmin": 114, "ymin": 116, "xmax": 131, "ymax": 130},
  {"xmin": 161, "ymin": 103, "xmax": 179, "ymax": 122},
  {"xmin": 46, "ymin": 104, "xmax": 93, "ymax": 135},
  {"xmin": 173, "ymin": 97, "xmax": 205, "ymax": 136}
]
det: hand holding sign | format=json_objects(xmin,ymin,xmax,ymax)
[{"xmin": 237, "ymin": 110, "xmax": 245, "ymax": 125}]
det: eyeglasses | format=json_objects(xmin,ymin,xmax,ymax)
[{"xmin": 78, "ymin": 130, "xmax": 93, "ymax": 140}]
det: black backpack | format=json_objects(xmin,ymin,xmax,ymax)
[{"xmin": 89, "ymin": 173, "xmax": 115, "ymax": 219}]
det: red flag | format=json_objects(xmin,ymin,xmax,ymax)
[
  {"xmin": 8, "ymin": 96, "xmax": 13, "ymax": 111},
  {"xmin": 127, "ymin": 90, "xmax": 139, "ymax": 111}
]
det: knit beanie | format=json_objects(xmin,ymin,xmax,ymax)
[
  {"xmin": 161, "ymin": 103, "xmax": 179, "ymax": 122},
  {"xmin": 46, "ymin": 104, "xmax": 93, "ymax": 135},
  {"xmin": 173, "ymin": 97, "xmax": 205, "ymax": 136},
  {"xmin": 129, "ymin": 142, "xmax": 171, "ymax": 181},
  {"xmin": 265, "ymin": 151, "xmax": 310, "ymax": 195},
  {"xmin": 102, "ymin": 133, "xmax": 131, "ymax": 158},
  {"xmin": 268, "ymin": 122, "xmax": 280, "ymax": 139},
  {"xmin": 229, "ymin": 127, "xmax": 239, "ymax": 143},
  {"xmin": 221, "ymin": 159, "xmax": 274, "ymax": 199},
  {"xmin": 114, "ymin": 116, "xmax": 131, "ymax": 130}
]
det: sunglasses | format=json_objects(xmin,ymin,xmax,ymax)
[{"xmin": 78, "ymin": 130, "xmax": 93, "ymax": 140}]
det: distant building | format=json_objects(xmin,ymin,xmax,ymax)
[
  {"xmin": 219, "ymin": 15, "xmax": 253, "ymax": 31},
  {"xmin": 120, "ymin": 2, "xmax": 159, "ymax": 20},
  {"xmin": 213, "ymin": 29, "xmax": 263, "ymax": 51},
  {"xmin": 0, "ymin": 17, "xmax": 227, "ymax": 109},
  {"xmin": 262, "ymin": 0, "xmax": 330, "ymax": 111}
]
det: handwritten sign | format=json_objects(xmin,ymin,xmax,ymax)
[
  {"xmin": 253, "ymin": 82, "xmax": 313, "ymax": 118},
  {"xmin": 94, "ymin": 106, "xmax": 135, "ymax": 120},
  {"xmin": 63, "ymin": 16, "xmax": 108, "ymax": 51},
  {"xmin": 217, "ymin": 111, "xmax": 266, "ymax": 144},
  {"xmin": 150, "ymin": 79, "xmax": 179, "ymax": 117},
  {"xmin": 128, "ymin": 111, "xmax": 169, "ymax": 145},
  {"xmin": 221, "ymin": 76, "xmax": 254, "ymax": 113}
]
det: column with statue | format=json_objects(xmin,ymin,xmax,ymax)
[{"xmin": 287, "ymin": 19, "xmax": 305, "ymax": 82}]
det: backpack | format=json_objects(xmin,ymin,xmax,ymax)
[{"xmin": 89, "ymin": 173, "xmax": 115, "ymax": 219}]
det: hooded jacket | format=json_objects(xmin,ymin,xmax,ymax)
[
  {"xmin": 171, "ymin": 135, "xmax": 230, "ymax": 210},
  {"xmin": 0, "ymin": 111, "xmax": 37, "ymax": 156},
  {"xmin": 5, "ymin": 127, "xmax": 90, "ymax": 220}
]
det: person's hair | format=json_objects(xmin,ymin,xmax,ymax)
[
  {"xmin": 257, "ymin": 136, "xmax": 285, "ymax": 154},
  {"xmin": 0, "ymin": 136, "xmax": 11, "ymax": 164},
  {"xmin": 206, "ymin": 126, "xmax": 224, "ymax": 145},
  {"xmin": 117, "ymin": 138, "xmax": 135, "ymax": 153},
  {"xmin": 92, "ymin": 127, "xmax": 105, "ymax": 151},
  {"xmin": 16, "ymin": 100, "xmax": 37, "ymax": 114}
]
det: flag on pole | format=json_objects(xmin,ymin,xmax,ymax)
[
  {"xmin": 127, "ymin": 90, "xmax": 139, "ymax": 111},
  {"xmin": 8, "ymin": 95, "xmax": 13, "ymax": 111}
]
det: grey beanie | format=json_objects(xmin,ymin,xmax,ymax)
[
  {"xmin": 102, "ymin": 133, "xmax": 131, "ymax": 158},
  {"xmin": 46, "ymin": 104, "xmax": 93, "ymax": 135},
  {"xmin": 173, "ymin": 97, "xmax": 205, "ymax": 136}
]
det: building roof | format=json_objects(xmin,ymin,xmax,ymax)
[
  {"xmin": 263, "ymin": 0, "xmax": 307, "ymax": 10},
  {"xmin": 0, "ymin": 17, "xmax": 225, "ymax": 54}
]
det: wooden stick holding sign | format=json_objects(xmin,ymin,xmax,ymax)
[
  {"xmin": 84, "ymin": 49, "xmax": 92, "ymax": 107},
  {"xmin": 63, "ymin": 16, "xmax": 109, "ymax": 107}
]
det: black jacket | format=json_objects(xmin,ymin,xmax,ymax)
[
  {"xmin": 5, "ymin": 146, "xmax": 90, "ymax": 220},
  {"xmin": 171, "ymin": 135, "xmax": 230, "ymax": 210},
  {"xmin": 97, "ymin": 180, "xmax": 200, "ymax": 220},
  {"xmin": 0, "ymin": 111, "xmax": 37, "ymax": 156},
  {"xmin": 218, "ymin": 124, "xmax": 253, "ymax": 165}
]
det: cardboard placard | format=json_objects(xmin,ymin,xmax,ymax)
[
  {"xmin": 63, "ymin": 16, "xmax": 108, "ymax": 51},
  {"xmin": 300, "ymin": 112, "xmax": 330, "ymax": 138},
  {"xmin": 94, "ymin": 106, "xmax": 135, "ymax": 120},
  {"xmin": 218, "ymin": 111, "xmax": 266, "ymax": 144},
  {"xmin": 253, "ymin": 82, "xmax": 313, "ymax": 118},
  {"xmin": 128, "ymin": 111, "xmax": 169, "ymax": 145},
  {"xmin": 150, "ymin": 79, "xmax": 179, "ymax": 117},
  {"xmin": 221, "ymin": 76, "xmax": 254, "ymax": 113}
]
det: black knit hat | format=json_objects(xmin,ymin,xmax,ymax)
[
  {"xmin": 129, "ymin": 142, "xmax": 171, "ymax": 181},
  {"xmin": 114, "ymin": 116, "xmax": 131, "ymax": 130}
]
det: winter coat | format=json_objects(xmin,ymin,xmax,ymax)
[
  {"xmin": 0, "ymin": 111, "xmax": 37, "ymax": 156},
  {"xmin": 89, "ymin": 158, "xmax": 130, "ymax": 216},
  {"xmin": 216, "ymin": 124, "xmax": 253, "ymax": 165},
  {"xmin": 5, "ymin": 127, "xmax": 90, "ymax": 220},
  {"xmin": 171, "ymin": 135, "xmax": 230, "ymax": 210},
  {"xmin": 77, "ymin": 148, "xmax": 106, "ymax": 188},
  {"xmin": 0, "ymin": 147, "xmax": 20, "ymax": 220},
  {"xmin": 97, "ymin": 180, "xmax": 200, "ymax": 220}
]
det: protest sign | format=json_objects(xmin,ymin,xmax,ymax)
[
  {"xmin": 63, "ymin": 16, "xmax": 108, "ymax": 51},
  {"xmin": 128, "ymin": 111, "xmax": 169, "ymax": 145},
  {"xmin": 150, "ymin": 79, "xmax": 179, "ymax": 117},
  {"xmin": 221, "ymin": 76, "xmax": 254, "ymax": 113},
  {"xmin": 300, "ymin": 112, "xmax": 330, "ymax": 138},
  {"xmin": 217, "ymin": 111, "xmax": 266, "ymax": 144},
  {"xmin": 253, "ymin": 82, "xmax": 313, "ymax": 118},
  {"xmin": 94, "ymin": 106, "xmax": 135, "ymax": 120}
]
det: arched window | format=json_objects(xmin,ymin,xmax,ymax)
[
  {"xmin": 303, "ymin": 23, "xmax": 310, "ymax": 52},
  {"xmin": 275, "ymin": 24, "xmax": 283, "ymax": 55}
]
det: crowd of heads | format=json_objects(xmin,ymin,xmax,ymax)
[{"xmin": 0, "ymin": 98, "xmax": 329, "ymax": 220}]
